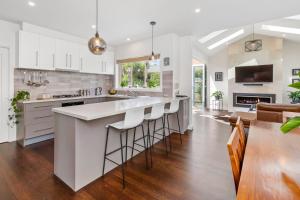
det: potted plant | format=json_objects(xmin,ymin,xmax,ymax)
[
  {"xmin": 211, "ymin": 91, "xmax": 223, "ymax": 100},
  {"xmin": 8, "ymin": 90, "xmax": 30, "ymax": 127},
  {"xmin": 281, "ymin": 72, "xmax": 300, "ymax": 133},
  {"xmin": 288, "ymin": 91, "xmax": 300, "ymax": 103}
]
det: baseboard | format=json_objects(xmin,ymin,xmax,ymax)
[{"xmin": 19, "ymin": 133, "xmax": 54, "ymax": 147}]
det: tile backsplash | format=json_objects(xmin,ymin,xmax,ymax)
[{"xmin": 14, "ymin": 69, "xmax": 114, "ymax": 100}]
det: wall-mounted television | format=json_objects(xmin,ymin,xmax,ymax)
[{"xmin": 235, "ymin": 65, "xmax": 273, "ymax": 83}]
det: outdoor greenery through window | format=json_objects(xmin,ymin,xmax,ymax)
[{"xmin": 119, "ymin": 59, "xmax": 161, "ymax": 89}]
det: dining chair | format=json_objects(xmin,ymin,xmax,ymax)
[
  {"xmin": 227, "ymin": 127, "xmax": 245, "ymax": 192},
  {"xmin": 235, "ymin": 117, "xmax": 247, "ymax": 153},
  {"xmin": 282, "ymin": 111, "xmax": 300, "ymax": 123}
]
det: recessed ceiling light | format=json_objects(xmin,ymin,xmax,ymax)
[
  {"xmin": 91, "ymin": 25, "xmax": 96, "ymax": 29},
  {"xmin": 262, "ymin": 25, "xmax": 300, "ymax": 35},
  {"xmin": 195, "ymin": 8, "xmax": 201, "ymax": 13},
  {"xmin": 126, "ymin": 38, "xmax": 131, "ymax": 41},
  {"xmin": 198, "ymin": 29, "xmax": 227, "ymax": 44},
  {"xmin": 207, "ymin": 29, "xmax": 244, "ymax": 50},
  {"xmin": 28, "ymin": 1, "xmax": 36, "ymax": 7}
]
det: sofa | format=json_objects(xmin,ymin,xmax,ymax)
[{"xmin": 256, "ymin": 103, "xmax": 300, "ymax": 123}]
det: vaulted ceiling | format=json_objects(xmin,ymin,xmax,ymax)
[{"xmin": 0, "ymin": 0, "xmax": 300, "ymax": 46}]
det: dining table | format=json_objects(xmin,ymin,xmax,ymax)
[{"xmin": 236, "ymin": 120, "xmax": 300, "ymax": 200}]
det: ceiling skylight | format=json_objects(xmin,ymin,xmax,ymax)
[
  {"xmin": 198, "ymin": 29, "xmax": 227, "ymax": 44},
  {"xmin": 261, "ymin": 25, "xmax": 300, "ymax": 35},
  {"xmin": 207, "ymin": 29, "xmax": 244, "ymax": 50},
  {"xmin": 285, "ymin": 15, "xmax": 300, "ymax": 20}
]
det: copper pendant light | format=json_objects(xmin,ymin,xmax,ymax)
[
  {"xmin": 88, "ymin": 0, "xmax": 107, "ymax": 55},
  {"xmin": 150, "ymin": 21, "xmax": 156, "ymax": 60}
]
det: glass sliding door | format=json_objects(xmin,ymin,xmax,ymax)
[{"xmin": 193, "ymin": 65, "xmax": 205, "ymax": 110}]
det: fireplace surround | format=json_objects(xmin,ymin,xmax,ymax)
[{"xmin": 233, "ymin": 93, "xmax": 276, "ymax": 108}]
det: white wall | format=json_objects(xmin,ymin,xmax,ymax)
[
  {"xmin": 207, "ymin": 48, "xmax": 229, "ymax": 109},
  {"xmin": 282, "ymin": 40, "xmax": 300, "ymax": 104},
  {"xmin": 207, "ymin": 34, "xmax": 293, "ymax": 111},
  {"xmin": 0, "ymin": 19, "xmax": 20, "ymax": 141}
]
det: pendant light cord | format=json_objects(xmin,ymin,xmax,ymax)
[
  {"xmin": 96, "ymin": 0, "xmax": 99, "ymax": 33},
  {"xmin": 152, "ymin": 24, "xmax": 154, "ymax": 54}
]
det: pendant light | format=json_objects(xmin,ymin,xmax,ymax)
[
  {"xmin": 88, "ymin": 0, "xmax": 107, "ymax": 55},
  {"xmin": 150, "ymin": 21, "xmax": 156, "ymax": 60},
  {"xmin": 245, "ymin": 24, "xmax": 262, "ymax": 52}
]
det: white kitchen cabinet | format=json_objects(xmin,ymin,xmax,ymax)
[
  {"xmin": 80, "ymin": 45, "xmax": 100, "ymax": 74},
  {"xmin": 54, "ymin": 39, "xmax": 80, "ymax": 71},
  {"xmin": 68, "ymin": 42, "xmax": 81, "ymax": 71},
  {"xmin": 38, "ymin": 35, "xmax": 55, "ymax": 70},
  {"xmin": 102, "ymin": 51, "xmax": 115, "ymax": 75},
  {"xmin": 18, "ymin": 31, "xmax": 39, "ymax": 69}
]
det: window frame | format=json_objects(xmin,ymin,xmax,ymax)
[{"xmin": 115, "ymin": 55, "xmax": 163, "ymax": 92}]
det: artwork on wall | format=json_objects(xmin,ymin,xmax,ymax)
[
  {"xmin": 292, "ymin": 69, "xmax": 300, "ymax": 76},
  {"xmin": 215, "ymin": 72, "xmax": 223, "ymax": 81},
  {"xmin": 292, "ymin": 78, "xmax": 300, "ymax": 84},
  {"xmin": 163, "ymin": 57, "xmax": 170, "ymax": 66}
]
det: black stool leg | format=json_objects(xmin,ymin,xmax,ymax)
[
  {"xmin": 125, "ymin": 130, "xmax": 128, "ymax": 163},
  {"xmin": 167, "ymin": 114, "xmax": 172, "ymax": 151},
  {"xmin": 176, "ymin": 112, "xmax": 182, "ymax": 144},
  {"xmin": 131, "ymin": 127, "xmax": 136, "ymax": 159},
  {"xmin": 102, "ymin": 127, "xmax": 110, "ymax": 176},
  {"xmin": 151, "ymin": 119, "xmax": 156, "ymax": 148},
  {"xmin": 141, "ymin": 124, "xmax": 149, "ymax": 169},
  {"xmin": 119, "ymin": 132, "xmax": 125, "ymax": 188},
  {"xmin": 147, "ymin": 121, "xmax": 153, "ymax": 167},
  {"xmin": 162, "ymin": 116, "xmax": 169, "ymax": 155}
]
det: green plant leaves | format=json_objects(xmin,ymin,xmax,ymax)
[
  {"xmin": 288, "ymin": 82, "xmax": 300, "ymax": 90},
  {"xmin": 280, "ymin": 116, "xmax": 300, "ymax": 134}
]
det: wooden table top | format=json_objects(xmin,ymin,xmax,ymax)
[{"xmin": 236, "ymin": 120, "xmax": 300, "ymax": 200}]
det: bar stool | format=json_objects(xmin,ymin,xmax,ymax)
[
  {"xmin": 141, "ymin": 103, "xmax": 166, "ymax": 167},
  {"xmin": 164, "ymin": 99, "xmax": 182, "ymax": 150},
  {"xmin": 102, "ymin": 108, "xmax": 148, "ymax": 188}
]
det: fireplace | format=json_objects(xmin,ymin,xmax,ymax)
[{"xmin": 233, "ymin": 93, "xmax": 276, "ymax": 108}]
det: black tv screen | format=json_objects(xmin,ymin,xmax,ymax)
[{"xmin": 235, "ymin": 65, "xmax": 273, "ymax": 83}]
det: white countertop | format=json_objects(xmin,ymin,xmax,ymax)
[
  {"xmin": 21, "ymin": 94, "xmax": 132, "ymax": 104},
  {"xmin": 52, "ymin": 96, "xmax": 189, "ymax": 121}
]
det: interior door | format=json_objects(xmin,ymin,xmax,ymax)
[{"xmin": 0, "ymin": 48, "xmax": 9, "ymax": 143}]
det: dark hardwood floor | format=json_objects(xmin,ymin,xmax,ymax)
[{"xmin": 0, "ymin": 111, "xmax": 236, "ymax": 200}]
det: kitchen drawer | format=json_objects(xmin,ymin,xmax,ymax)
[
  {"xmin": 24, "ymin": 109, "xmax": 54, "ymax": 125},
  {"xmin": 25, "ymin": 102, "xmax": 60, "ymax": 112},
  {"xmin": 84, "ymin": 98, "xmax": 99, "ymax": 104},
  {"xmin": 25, "ymin": 121, "xmax": 54, "ymax": 139}
]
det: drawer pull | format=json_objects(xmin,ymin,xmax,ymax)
[
  {"xmin": 34, "ymin": 127, "xmax": 53, "ymax": 133},
  {"xmin": 33, "ymin": 105, "xmax": 52, "ymax": 109},
  {"xmin": 34, "ymin": 115, "xmax": 53, "ymax": 119}
]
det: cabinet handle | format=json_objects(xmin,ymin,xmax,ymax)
[
  {"xmin": 66, "ymin": 54, "xmax": 68, "ymax": 68},
  {"xmin": 34, "ymin": 127, "xmax": 53, "ymax": 133},
  {"xmin": 36, "ymin": 51, "xmax": 39, "ymax": 67},
  {"xmin": 52, "ymin": 54, "xmax": 55, "ymax": 68},
  {"xmin": 34, "ymin": 115, "xmax": 53, "ymax": 119},
  {"xmin": 80, "ymin": 57, "xmax": 83, "ymax": 71},
  {"xmin": 33, "ymin": 105, "xmax": 52, "ymax": 109},
  {"xmin": 69, "ymin": 54, "xmax": 72, "ymax": 68}
]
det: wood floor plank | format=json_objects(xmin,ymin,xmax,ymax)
[{"xmin": 0, "ymin": 111, "xmax": 236, "ymax": 200}]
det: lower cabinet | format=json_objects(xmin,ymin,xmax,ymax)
[{"xmin": 17, "ymin": 97, "xmax": 128, "ymax": 147}]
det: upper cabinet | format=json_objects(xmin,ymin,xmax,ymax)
[
  {"xmin": 54, "ymin": 39, "xmax": 80, "ymax": 71},
  {"xmin": 18, "ymin": 31, "xmax": 55, "ymax": 70},
  {"xmin": 18, "ymin": 31, "xmax": 39, "ymax": 69},
  {"xmin": 80, "ymin": 45, "xmax": 115, "ymax": 75},
  {"xmin": 17, "ymin": 31, "xmax": 115, "ymax": 75},
  {"xmin": 39, "ymin": 35, "xmax": 55, "ymax": 70}
]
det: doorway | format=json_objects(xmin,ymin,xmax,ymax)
[
  {"xmin": 0, "ymin": 47, "xmax": 9, "ymax": 143},
  {"xmin": 192, "ymin": 64, "xmax": 205, "ymax": 110}
]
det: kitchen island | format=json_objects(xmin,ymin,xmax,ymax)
[{"xmin": 52, "ymin": 96, "xmax": 190, "ymax": 191}]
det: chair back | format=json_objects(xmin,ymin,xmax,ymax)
[
  {"xmin": 151, "ymin": 103, "xmax": 165, "ymax": 119},
  {"xmin": 235, "ymin": 117, "xmax": 246, "ymax": 153},
  {"xmin": 169, "ymin": 99, "xmax": 180, "ymax": 113},
  {"xmin": 282, "ymin": 111, "xmax": 300, "ymax": 123},
  {"xmin": 124, "ymin": 108, "xmax": 145, "ymax": 128},
  {"xmin": 227, "ymin": 127, "xmax": 245, "ymax": 192}
]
